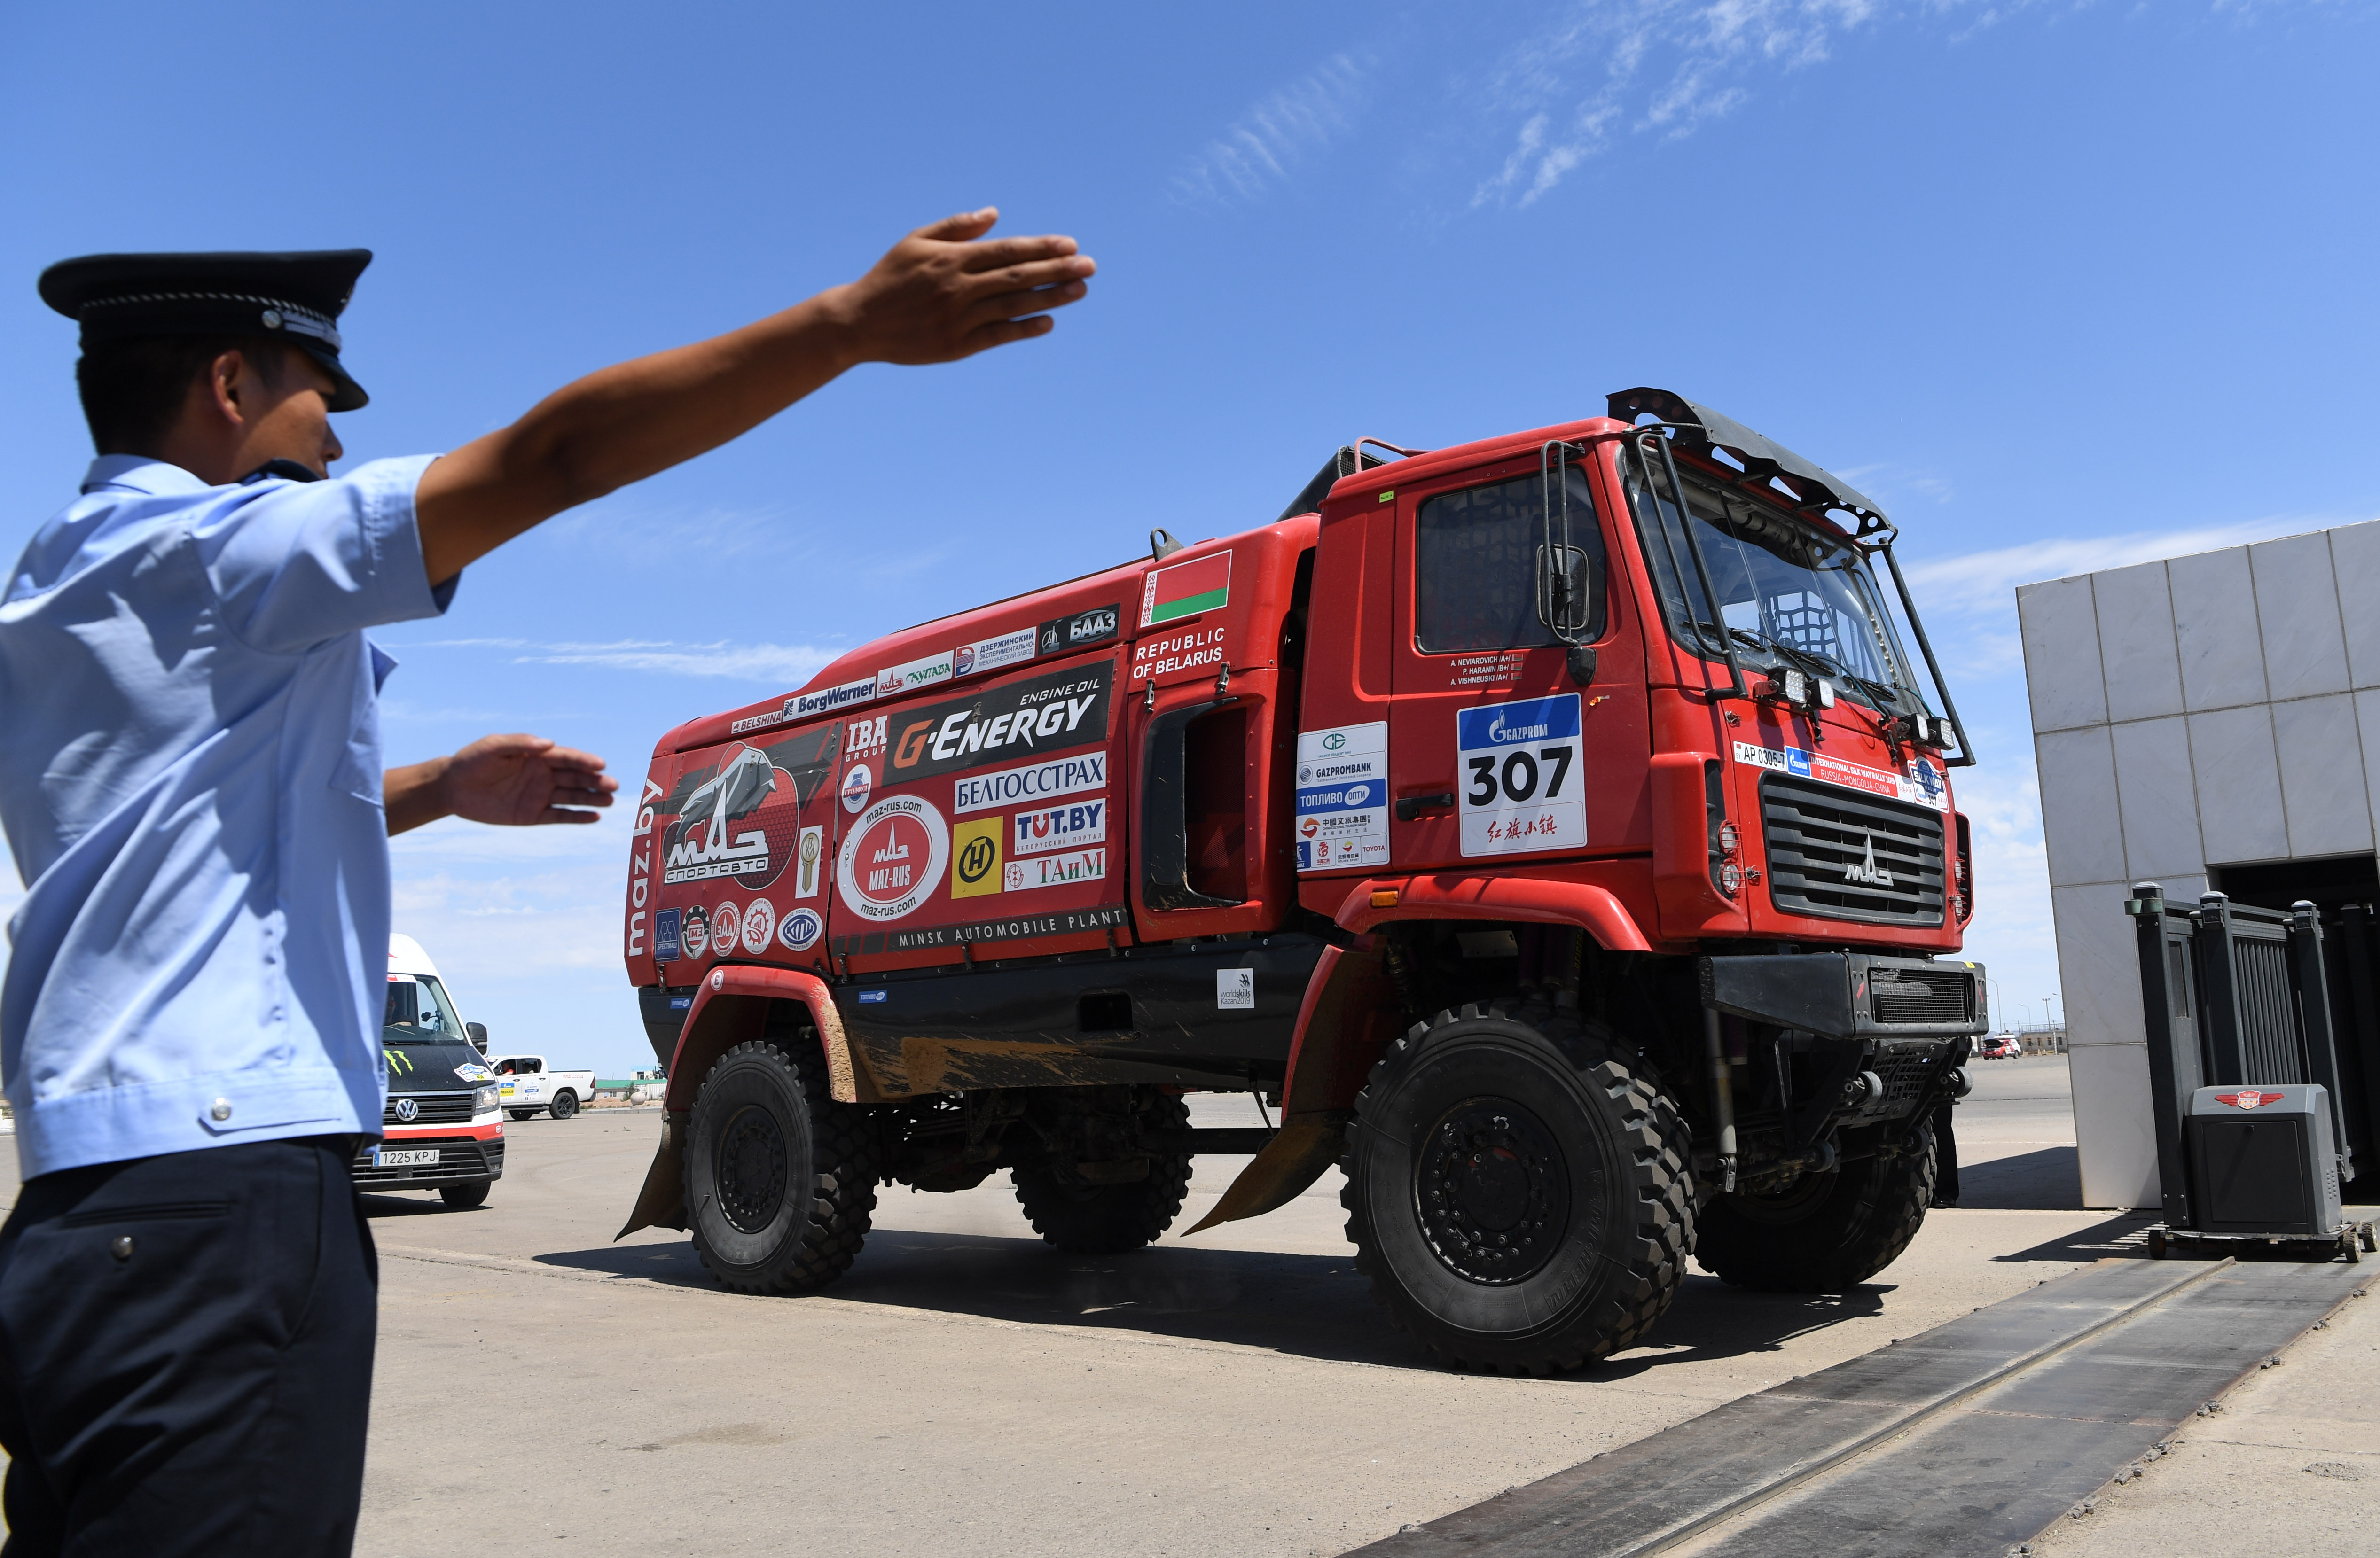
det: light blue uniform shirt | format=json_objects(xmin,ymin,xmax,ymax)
[{"xmin": 0, "ymin": 454, "xmax": 452, "ymax": 1178}]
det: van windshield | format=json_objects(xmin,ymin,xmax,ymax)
[
  {"xmin": 384, "ymin": 975, "xmax": 466, "ymax": 1044},
  {"xmin": 1626, "ymin": 452, "xmax": 1917, "ymax": 710}
]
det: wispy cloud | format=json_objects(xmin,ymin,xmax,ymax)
[
  {"xmin": 1468, "ymin": 0, "xmax": 2331, "ymax": 207},
  {"xmin": 397, "ymin": 637, "xmax": 844, "ymax": 683},
  {"xmin": 1902, "ymin": 513, "xmax": 2377, "ymax": 620},
  {"xmin": 1173, "ymin": 54, "xmax": 1373, "ymax": 208}
]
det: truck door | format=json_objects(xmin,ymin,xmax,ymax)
[{"xmin": 1385, "ymin": 450, "xmax": 1652, "ymax": 872}]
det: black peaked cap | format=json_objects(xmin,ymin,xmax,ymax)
[{"xmin": 39, "ymin": 249, "xmax": 375, "ymax": 411}]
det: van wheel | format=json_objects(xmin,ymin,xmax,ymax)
[
  {"xmin": 508, "ymin": 1110, "xmax": 535, "ymax": 1122},
  {"xmin": 1694, "ymin": 1124, "xmax": 1936, "ymax": 1293},
  {"xmin": 550, "ymin": 1091, "xmax": 579, "ymax": 1121},
  {"xmin": 1012, "ymin": 1094, "xmax": 1193, "ymax": 1253},
  {"xmin": 1343, "ymin": 1004, "xmax": 1693, "ymax": 1375},
  {"xmin": 685, "ymin": 1039, "xmax": 879, "ymax": 1294},
  {"xmin": 439, "ymin": 1181, "xmax": 491, "ymax": 1210}
]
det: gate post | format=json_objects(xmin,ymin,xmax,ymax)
[
  {"xmin": 2128, "ymin": 883, "xmax": 2192, "ymax": 1225},
  {"xmin": 2290, "ymin": 900, "xmax": 2356, "ymax": 1184},
  {"xmin": 2198, "ymin": 891, "xmax": 2248, "ymax": 1087}
]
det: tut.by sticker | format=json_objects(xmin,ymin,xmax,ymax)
[
  {"xmin": 738, "ymin": 897, "xmax": 775, "ymax": 955},
  {"xmin": 1012, "ymin": 798, "xmax": 1105, "ymax": 856},
  {"xmin": 1295, "ymin": 722, "xmax": 1388, "ymax": 872},
  {"xmin": 1457, "ymin": 694, "xmax": 1585, "ymax": 858},
  {"xmin": 1732, "ymin": 741, "xmax": 1950, "ymax": 811}
]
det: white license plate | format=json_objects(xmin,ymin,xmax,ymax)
[{"xmin": 374, "ymin": 1148, "xmax": 440, "ymax": 1168}]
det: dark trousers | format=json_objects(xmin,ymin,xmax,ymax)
[{"xmin": 0, "ymin": 1136, "xmax": 377, "ymax": 1556}]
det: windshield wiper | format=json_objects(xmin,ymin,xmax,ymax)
[{"xmin": 1730, "ymin": 628, "xmax": 1839, "ymax": 686}]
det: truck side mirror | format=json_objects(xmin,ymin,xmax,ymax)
[
  {"xmin": 1535, "ymin": 543, "xmax": 1594, "ymax": 642},
  {"xmin": 467, "ymin": 1021, "xmax": 488, "ymax": 1053}
]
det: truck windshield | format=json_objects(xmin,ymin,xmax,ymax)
[
  {"xmin": 385, "ymin": 975, "xmax": 466, "ymax": 1044},
  {"xmin": 1625, "ymin": 451, "xmax": 1917, "ymax": 710}
]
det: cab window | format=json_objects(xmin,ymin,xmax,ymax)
[{"xmin": 1414, "ymin": 467, "xmax": 1606, "ymax": 653}]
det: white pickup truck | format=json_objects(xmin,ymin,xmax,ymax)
[{"xmin": 488, "ymin": 1055, "xmax": 597, "ymax": 1121}]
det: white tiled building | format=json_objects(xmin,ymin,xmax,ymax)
[{"xmin": 2018, "ymin": 520, "xmax": 2380, "ymax": 1207}]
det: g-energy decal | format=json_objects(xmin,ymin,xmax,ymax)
[{"xmin": 871, "ymin": 662, "xmax": 1112, "ymax": 790}]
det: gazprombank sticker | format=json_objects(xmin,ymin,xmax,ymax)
[{"xmin": 1295, "ymin": 722, "xmax": 1388, "ymax": 872}]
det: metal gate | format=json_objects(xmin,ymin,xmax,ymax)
[{"xmin": 2125, "ymin": 883, "xmax": 2360, "ymax": 1226}]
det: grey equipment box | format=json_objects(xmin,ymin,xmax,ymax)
[{"xmin": 2185, "ymin": 1084, "xmax": 2342, "ymax": 1236}]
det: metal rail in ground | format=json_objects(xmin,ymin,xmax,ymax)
[{"xmin": 1345, "ymin": 1256, "xmax": 2373, "ymax": 1558}]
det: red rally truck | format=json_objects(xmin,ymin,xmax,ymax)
[{"xmin": 618, "ymin": 388, "xmax": 1985, "ymax": 1374}]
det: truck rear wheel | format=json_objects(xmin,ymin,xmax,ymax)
[
  {"xmin": 550, "ymin": 1090, "xmax": 579, "ymax": 1120},
  {"xmin": 685, "ymin": 1038, "xmax": 879, "ymax": 1293},
  {"xmin": 1343, "ymin": 1004, "xmax": 1694, "ymax": 1375},
  {"xmin": 1011, "ymin": 1094, "xmax": 1193, "ymax": 1254},
  {"xmin": 1693, "ymin": 1124, "xmax": 1936, "ymax": 1293}
]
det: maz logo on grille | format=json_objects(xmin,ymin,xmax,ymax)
[{"xmin": 1843, "ymin": 832, "xmax": 1895, "ymax": 888}]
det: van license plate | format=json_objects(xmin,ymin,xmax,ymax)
[{"xmin": 375, "ymin": 1148, "xmax": 439, "ymax": 1168}]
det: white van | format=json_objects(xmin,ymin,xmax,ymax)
[{"xmin": 369, "ymin": 935, "xmax": 506, "ymax": 1208}]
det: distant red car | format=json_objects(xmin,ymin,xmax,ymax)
[{"xmin": 1977, "ymin": 1035, "xmax": 2022, "ymax": 1059}]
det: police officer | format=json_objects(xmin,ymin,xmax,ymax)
[{"xmin": 0, "ymin": 211, "xmax": 1093, "ymax": 1553}]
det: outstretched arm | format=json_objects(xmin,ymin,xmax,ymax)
[
  {"xmin": 412, "ymin": 208, "xmax": 1094, "ymax": 585},
  {"xmin": 386, "ymin": 734, "xmax": 618, "ymax": 836}
]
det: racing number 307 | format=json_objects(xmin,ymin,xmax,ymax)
[
  {"xmin": 1467, "ymin": 744, "xmax": 1573, "ymax": 807},
  {"xmin": 1455, "ymin": 693, "xmax": 1589, "ymax": 857}
]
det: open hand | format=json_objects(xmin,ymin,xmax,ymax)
[
  {"xmin": 825, "ymin": 208, "xmax": 1095, "ymax": 365},
  {"xmin": 438, "ymin": 734, "xmax": 617, "ymax": 827}
]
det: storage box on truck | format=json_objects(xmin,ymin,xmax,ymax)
[{"xmin": 618, "ymin": 389, "xmax": 1986, "ymax": 1371}]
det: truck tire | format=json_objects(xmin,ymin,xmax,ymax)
[
  {"xmin": 1011, "ymin": 1094, "xmax": 1193, "ymax": 1253},
  {"xmin": 685, "ymin": 1038, "xmax": 879, "ymax": 1294},
  {"xmin": 1343, "ymin": 1004, "xmax": 1693, "ymax": 1375},
  {"xmin": 550, "ymin": 1090, "xmax": 579, "ymax": 1120},
  {"xmin": 439, "ymin": 1180, "xmax": 491, "ymax": 1210},
  {"xmin": 1693, "ymin": 1123, "xmax": 1936, "ymax": 1293},
  {"xmin": 508, "ymin": 1109, "xmax": 535, "ymax": 1122}
]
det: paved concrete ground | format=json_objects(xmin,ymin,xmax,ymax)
[{"xmin": 1, "ymin": 1053, "xmax": 2293, "ymax": 1556}]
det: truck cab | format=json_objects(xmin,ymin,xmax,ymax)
[{"xmin": 620, "ymin": 389, "xmax": 1985, "ymax": 1372}]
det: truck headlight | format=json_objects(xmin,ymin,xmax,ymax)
[{"xmin": 475, "ymin": 1084, "xmax": 500, "ymax": 1114}]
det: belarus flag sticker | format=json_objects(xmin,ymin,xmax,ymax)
[{"xmin": 1141, "ymin": 551, "xmax": 1231, "ymax": 627}]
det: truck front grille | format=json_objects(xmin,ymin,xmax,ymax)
[
  {"xmin": 1761, "ymin": 776, "xmax": 1947, "ymax": 927},
  {"xmin": 385, "ymin": 1091, "xmax": 477, "ymax": 1125},
  {"xmin": 1868, "ymin": 966, "xmax": 1975, "ymax": 1025}
]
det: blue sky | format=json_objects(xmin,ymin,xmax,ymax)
[{"xmin": 3, "ymin": 0, "xmax": 2373, "ymax": 1072}]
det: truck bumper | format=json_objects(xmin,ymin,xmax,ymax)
[{"xmin": 1699, "ymin": 953, "xmax": 1985, "ymax": 1040}]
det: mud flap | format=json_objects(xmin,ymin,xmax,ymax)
[
  {"xmin": 614, "ymin": 1114, "xmax": 689, "ymax": 1240},
  {"xmin": 1181, "ymin": 1114, "xmax": 1349, "ymax": 1236}
]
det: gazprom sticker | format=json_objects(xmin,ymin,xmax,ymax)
[
  {"xmin": 1295, "ymin": 722, "xmax": 1389, "ymax": 872},
  {"xmin": 1457, "ymin": 694, "xmax": 1585, "ymax": 857}
]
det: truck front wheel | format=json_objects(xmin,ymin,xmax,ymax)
[
  {"xmin": 1011, "ymin": 1094, "xmax": 1193, "ymax": 1254},
  {"xmin": 1343, "ymin": 1005, "xmax": 1694, "ymax": 1375},
  {"xmin": 1693, "ymin": 1124, "xmax": 1936, "ymax": 1293},
  {"xmin": 685, "ymin": 1039, "xmax": 879, "ymax": 1293}
]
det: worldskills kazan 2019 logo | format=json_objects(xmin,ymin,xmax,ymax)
[{"xmin": 660, "ymin": 743, "xmax": 806, "ymax": 890}]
